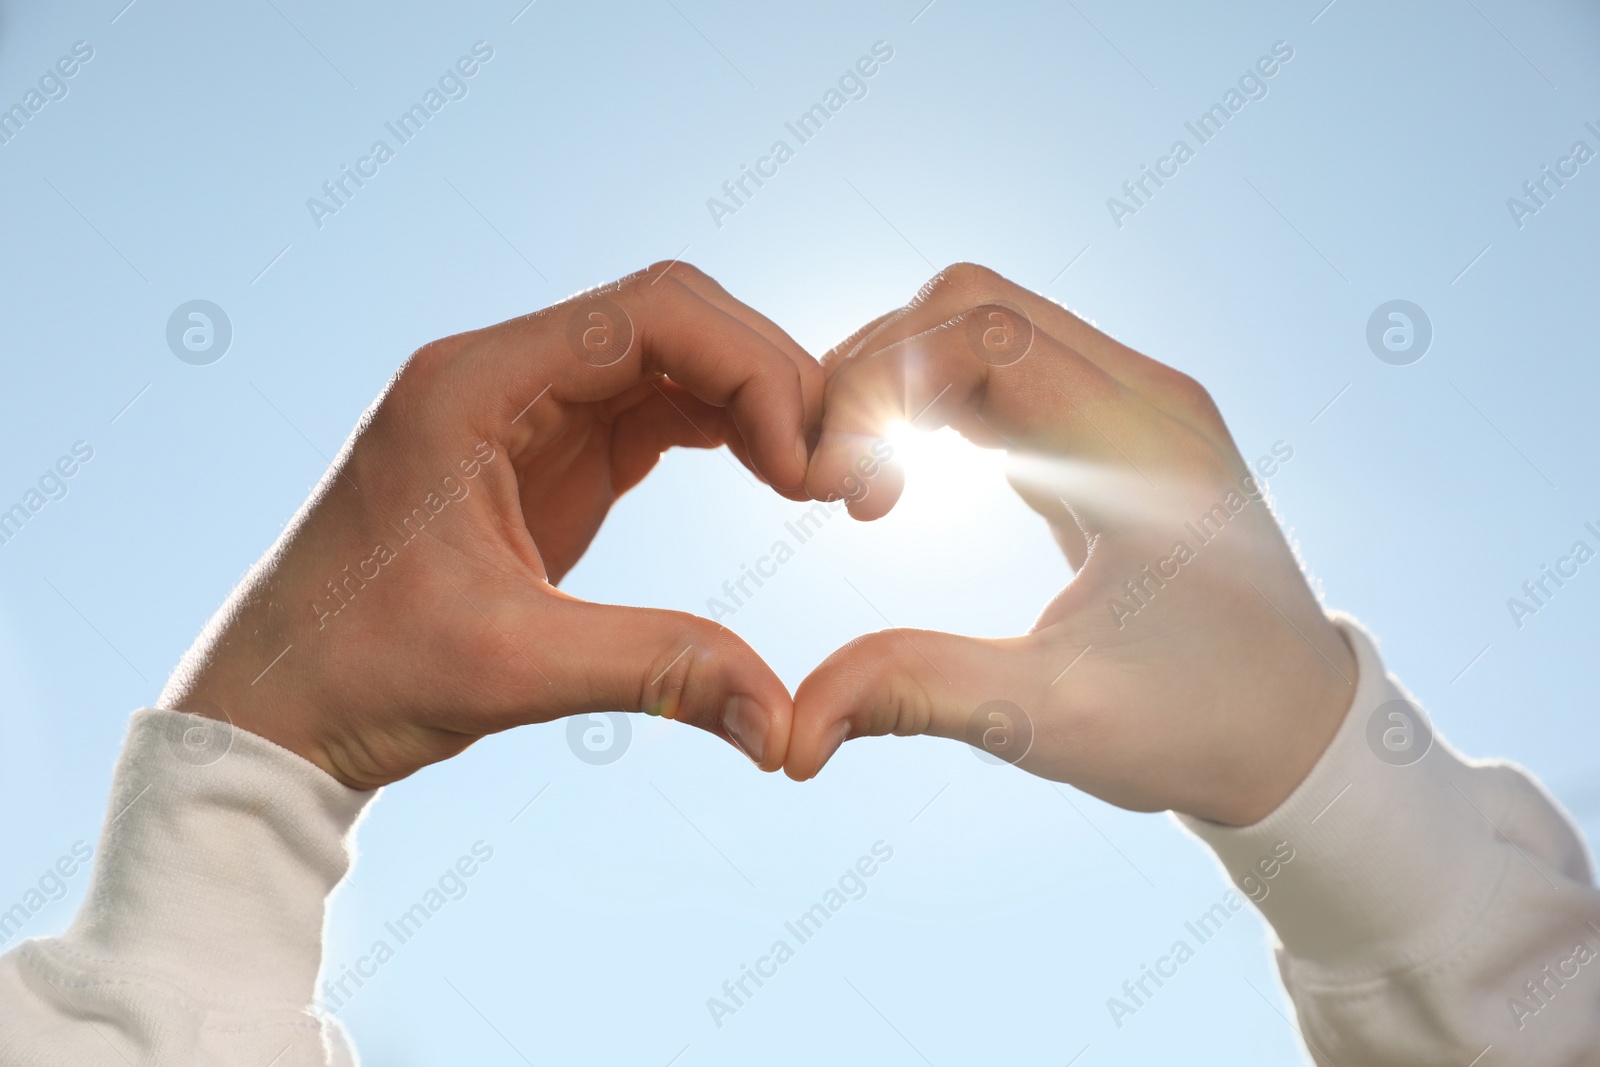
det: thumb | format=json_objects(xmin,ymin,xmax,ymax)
[
  {"xmin": 529, "ymin": 596, "xmax": 793, "ymax": 771},
  {"xmin": 787, "ymin": 628, "xmax": 1041, "ymax": 781}
]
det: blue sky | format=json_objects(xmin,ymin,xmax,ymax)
[{"xmin": 2, "ymin": 0, "xmax": 1598, "ymax": 1063}]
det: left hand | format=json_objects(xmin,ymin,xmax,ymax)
[{"xmin": 161, "ymin": 263, "xmax": 821, "ymax": 789}]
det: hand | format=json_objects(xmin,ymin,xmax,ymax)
[
  {"xmin": 160, "ymin": 263, "xmax": 821, "ymax": 789},
  {"xmin": 786, "ymin": 264, "xmax": 1357, "ymax": 826}
]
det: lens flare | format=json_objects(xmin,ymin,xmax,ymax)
[{"xmin": 882, "ymin": 422, "xmax": 1009, "ymax": 520}]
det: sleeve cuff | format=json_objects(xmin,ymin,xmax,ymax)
[
  {"xmin": 1177, "ymin": 615, "xmax": 1530, "ymax": 978},
  {"xmin": 59, "ymin": 709, "xmax": 376, "ymax": 1005}
]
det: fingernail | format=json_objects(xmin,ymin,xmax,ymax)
[
  {"xmin": 794, "ymin": 432, "xmax": 811, "ymax": 472},
  {"xmin": 722, "ymin": 695, "xmax": 769, "ymax": 766},
  {"xmin": 815, "ymin": 719, "xmax": 852, "ymax": 773}
]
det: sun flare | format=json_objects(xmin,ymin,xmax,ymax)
[{"xmin": 881, "ymin": 421, "xmax": 1010, "ymax": 520}]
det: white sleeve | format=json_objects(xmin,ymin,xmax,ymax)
[
  {"xmin": 0, "ymin": 709, "xmax": 375, "ymax": 1067},
  {"xmin": 1180, "ymin": 615, "xmax": 1600, "ymax": 1066}
]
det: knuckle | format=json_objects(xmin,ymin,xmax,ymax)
[
  {"xmin": 638, "ymin": 623, "xmax": 732, "ymax": 722},
  {"xmin": 388, "ymin": 335, "xmax": 467, "ymax": 405},
  {"xmin": 846, "ymin": 630, "xmax": 936, "ymax": 738},
  {"xmin": 405, "ymin": 335, "xmax": 464, "ymax": 376},
  {"xmin": 639, "ymin": 644, "xmax": 695, "ymax": 719},
  {"xmin": 939, "ymin": 261, "xmax": 1002, "ymax": 288},
  {"xmin": 1166, "ymin": 369, "xmax": 1226, "ymax": 427},
  {"xmin": 619, "ymin": 266, "xmax": 696, "ymax": 319},
  {"xmin": 645, "ymin": 259, "xmax": 708, "ymax": 287},
  {"xmin": 924, "ymin": 262, "xmax": 1004, "ymax": 304},
  {"xmin": 1165, "ymin": 368, "xmax": 1209, "ymax": 403}
]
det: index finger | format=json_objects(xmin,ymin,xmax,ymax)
[
  {"xmin": 806, "ymin": 314, "xmax": 1136, "ymax": 520},
  {"xmin": 459, "ymin": 261, "xmax": 814, "ymax": 492},
  {"xmin": 663, "ymin": 265, "xmax": 826, "ymax": 438},
  {"xmin": 842, "ymin": 264, "xmax": 1228, "ymax": 439}
]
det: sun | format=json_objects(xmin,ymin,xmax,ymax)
[{"xmin": 881, "ymin": 421, "xmax": 1010, "ymax": 521}]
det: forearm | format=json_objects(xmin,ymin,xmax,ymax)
[
  {"xmin": 1182, "ymin": 616, "xmax": 1600, "ymax": 1066},
  {"xmin": 0, "ymin": 710, "xmax": 373, "ymax": 1067}
]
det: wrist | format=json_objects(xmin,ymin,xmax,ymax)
[
  {"xmin": 160, "ymin": 596, "xmax": 345, "ymax": 786},
  {"xmin": 161, "ymin": 669, "xmax": 335, "ymax": 781},
  {"xmin": 1208, "ymin": 616, "xmax": 1359, "ymax": 827}
]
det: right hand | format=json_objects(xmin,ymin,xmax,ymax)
[
  {"xmin": 160, "ymin": 263, "xmax": 821, "ymax": 789},
  {"xmin": 787, "ymin": 264, "xmax": 1356, "ymax": 826}
]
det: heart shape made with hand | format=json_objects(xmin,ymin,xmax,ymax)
[{"xmin": 171, "ymin": 261, "xmax": 1355, "ymax": 829}]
